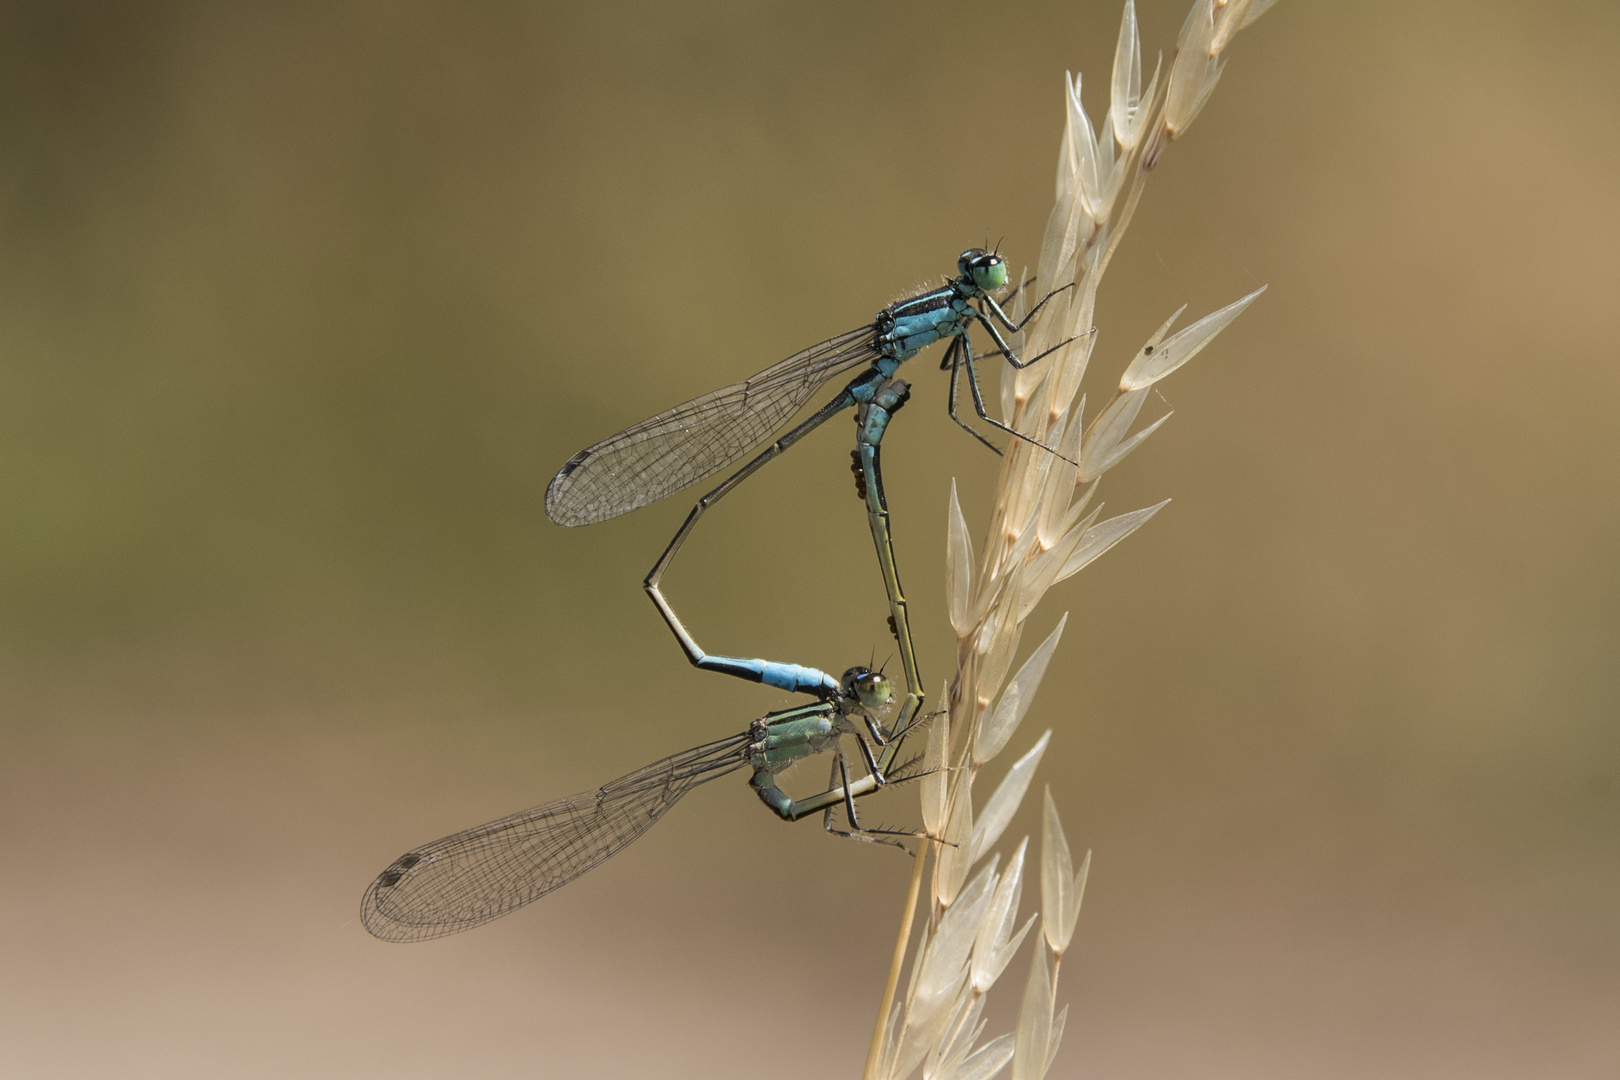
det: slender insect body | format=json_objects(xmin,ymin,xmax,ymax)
[{"xmin": 694, "ymin": 656, "xmax": 839, "ymax": 696}]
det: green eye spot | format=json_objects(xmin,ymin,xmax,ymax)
[
  {"xmin": 974, "ymin": 260, "xmax": 1008, "ymax": 292},
  {"xmin": 855, "ymin": 672, "xmax": 893, "ymax": 710}
]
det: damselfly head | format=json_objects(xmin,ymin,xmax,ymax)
[
  {"xmin": 840, "ymin": 666, "xmax": 893, "ymax": 714},
  {"xmin": 958, "ymin": 248, "xmax": 1008, "ymax": 295}
]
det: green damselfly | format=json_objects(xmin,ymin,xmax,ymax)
[{"xmin": 361, "ymin": 665, "xmax": 922, "ymax": 942}]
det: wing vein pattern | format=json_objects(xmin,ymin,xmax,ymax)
[
  {"xmin": 545, "ymin": 326, "xmax": 878, "ymax": 525},
  {"xmin": 362, "ymin": 733, "xmax": 752, "ymax": 942}
]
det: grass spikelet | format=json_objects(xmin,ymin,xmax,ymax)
[
  {"xmin": 970, "ymin": 732, "xmax": 1051, "ymax": 863},
  {"xmin": 861, "ymin": 3, "xmax": 1277, "ymax": 1077}
]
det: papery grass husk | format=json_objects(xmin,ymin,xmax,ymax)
[{"xmin": 862, "ymin": 3, "xmax": 1277, "ymax": 1078}]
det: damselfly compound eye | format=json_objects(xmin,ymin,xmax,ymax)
[
  {"xmin": 854, "ymin": 671, "xmax": 892, "ymax": 711},
  {"xmin": 969, "ymin": 252, "xmax": 1007, "ymax": 293}
]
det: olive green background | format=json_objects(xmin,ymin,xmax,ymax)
[{"xmin": 1, "ymin": 1, "xmax": 1616, "ymax": 1077}]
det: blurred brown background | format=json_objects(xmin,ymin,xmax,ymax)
[{"xmin": 0, "ymin": 0, "xmax": 1616, "ymax": 1076}]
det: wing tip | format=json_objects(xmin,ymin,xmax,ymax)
[
  {"xmin": 360, "ymin": 889, "xmax": 473, "ymax": 944},
  {"xmin": 544, "ymin": 471, "xmax": 588, "ymax": 527}
]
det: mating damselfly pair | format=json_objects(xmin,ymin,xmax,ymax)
[{"xmin": 362, "ymin": 249, "xmax": 1077, "ymax": 942}]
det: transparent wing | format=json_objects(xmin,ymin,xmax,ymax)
[
  {"xmin": 361, "ymin": 733, "xmax": 751, "ymax": 942},
  {"xmin": 545, "ymin": 326, "xmax": 879, "ymax": 525}
]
